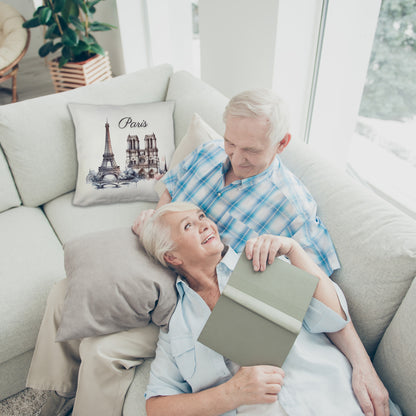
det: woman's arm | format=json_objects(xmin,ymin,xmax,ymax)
[{"xmin": 147, "ymin": 365, "xmax": 284, "ymax": 416}]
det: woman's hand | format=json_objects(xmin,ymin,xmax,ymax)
[
  {"xmin": 225, "ymin": 365, "xmax": 285, "ymax": 407},
  {"xmin": 131, "ymin": 209, "xmax": 156, "ymax": 236},
  {"xmin": 245, "ymin": 235, "xmax": 297, "ymax": 271}
]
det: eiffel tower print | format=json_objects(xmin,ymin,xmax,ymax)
[{"xmin": 95, "ymin": 120, "xmax": 121, "ymax": 185}]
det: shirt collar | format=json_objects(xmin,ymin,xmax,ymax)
[
  {"xmin": 175, "ymin": 246, "xmax": 240, "ymax": 295},
  {"xmin": 221, "ymin": 156, "xmax": 279, "ymax": 187}
]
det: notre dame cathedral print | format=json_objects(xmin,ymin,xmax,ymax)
[{"xmin": 86, "ymin": 120, "xmax": 168, "ymax": 189}]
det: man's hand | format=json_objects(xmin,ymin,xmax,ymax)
[
  {"xmin": 352, "ymin": 364, "xmax": 390, "ymax": 416},
  {"xmin": 225, "ymin": 365, "xmax": 284, "ymax": 408},
  {"xmin": 131, "ymin": 209, "xmax": 156, "ymax": 236},
  {"xmin": 245, "ymin": 235, "xmax": 296, "ymax": 272}
]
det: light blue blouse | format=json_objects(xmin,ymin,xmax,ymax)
[{"xmin": 145, "ymin": 248, "xmax": 399, "ymax": 415}]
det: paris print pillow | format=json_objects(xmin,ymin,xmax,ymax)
[{"xmin": 68, "ymin": 101, "xmax": 175, "ymax": 206}]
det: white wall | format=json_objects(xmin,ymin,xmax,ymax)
[
  {"xmin": 198, "ymin": 0, "xmax": 323, "ymax": 144},
  {"xmin": 108, "ymin": 0, "xmax": 150, "ymax": 75},
  {"xmin": 273, "ymin": 0, "xmax": 322, "ymax": 142},
  {"xmin": 146, "ymin": 0, "xmax": 194, "ymax": 72},
  {"xmin": 199, "ymin": 0, "xmax": 280, "ymax": 98}
]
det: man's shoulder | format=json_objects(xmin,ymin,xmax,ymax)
[
  {"xmin": 198, "ymin": 139, "xmax": 224, "ymax": 153},
  {"xmin": 268, "ymin": 158, "xmax": 316, "ymax": 210},
  {"xmin": 191, "ymin": 139, "xmax": 225, "ymax": 164}
]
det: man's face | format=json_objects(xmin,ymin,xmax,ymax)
[
  {"xmin": 163, "ymin": 209, "xmax": 224, "ymax": 267},
  {"xmin": 224, "ymin": 116, "xmax": 279, "ymax": 179}
]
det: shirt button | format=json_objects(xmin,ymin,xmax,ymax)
[{"xmin": 217, "ymin": 192, "xmax": 222, "ymax": 197}]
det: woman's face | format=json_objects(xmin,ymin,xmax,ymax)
[{"xmin": 163, "ymin": 209, "xmax": 224, "ymax": 266}]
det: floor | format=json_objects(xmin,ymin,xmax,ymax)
[
  {"xmin": 0, "ymin": 388, "xmax": 48, "ymax": 416},
  {"xmin": 0, "ymin": 56, "xmax": 55, "ymax": 105}
]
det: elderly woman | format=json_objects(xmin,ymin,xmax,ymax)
[{"xmin": 140, "ymin": 202, "xmax": 399, "ymax": 416}]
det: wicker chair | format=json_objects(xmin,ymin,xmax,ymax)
[{"xmin": 0, "ymin": 2, "xmax": 30, "ymax": 103}]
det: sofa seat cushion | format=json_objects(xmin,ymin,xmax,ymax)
[
  {"xmin": 0, "ymin": 145, "xmax": 20, "ymax": 212},
  {"xmin": 43, "ymin": 192, "xmax": 156, "ymax": 244},
  {"xmin": 281, "ymin": 141, "xmax": 416, "ymax": 356},
  {"xmin": 0, "ymin": 206, "xmax": 65, "ymax": 364},
  {"xmin": 0, "ymin": 64, "xmax": 173, "ymax": 208}
]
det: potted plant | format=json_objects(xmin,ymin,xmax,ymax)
[{"xmin": 23, "ymin": 0, "xmax": 116, "ymax": 92}]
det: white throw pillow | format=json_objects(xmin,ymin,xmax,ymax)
[{"xmin": 69, "ymin": 101, "xmax": 175, "ymax": 206}]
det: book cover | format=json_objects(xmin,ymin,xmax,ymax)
[{"xmin": 198, "ymin": 255, "xmax": 319, "ymax": 367}]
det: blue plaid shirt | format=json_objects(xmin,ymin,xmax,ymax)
[{"xmin": 162, "ymin": 140, "xmax": 340, "ymax": 275}]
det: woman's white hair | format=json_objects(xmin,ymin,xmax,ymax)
[
  {"xmin": 140, "ymin": 201, "xmax": 200, "ymax": 267},
  {"xmin": 223, "ymin": 89, "xmax": 290, "ymax": 145}
]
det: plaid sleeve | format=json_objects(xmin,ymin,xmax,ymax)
[{"xmin": 162, "ymin": 143, "xmax": 207, "ymax": 198}]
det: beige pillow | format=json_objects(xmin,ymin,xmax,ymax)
[
  {"xmin": 154, "ymin": 113, "xmax": 223, "ymax": 196},
  {"xmin": 56, "ymin": 227, "xmax": 177, "ymax": 341}
]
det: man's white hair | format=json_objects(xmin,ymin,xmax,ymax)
[
  {"xmin": 223, "ymin": 89, "xmax": 290, "ymax": 145},
  {"xmin": 140, "ymin": 201, "xmax": 200, "ymax": 267}
]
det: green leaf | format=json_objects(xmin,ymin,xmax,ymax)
[
  {"xmin": 62, "ymin": 0, "xmax": 80, "ymax": 21},
  {"xmin": 53, "ymin": 0, "xmax": 65, "ymax": 13},
  {"xmin": 89, "ymin": 43, "xmax": 105, "ymax": 56},
  {"xmin": 69, "ymin": 15, "xmax": 85, "ymax": 32},
  {"xmin": 51, "ymin": 42, "xmax": 63, "ymax": 53},
  {"xmin": 82, "ymin": 34, "xmax": 95, "ymax": 45},
  {"xmin": 62, "ymin": 28, "xmax": 79, "ymax": 46},
  {"xmin": 61, "ymin": 45, "xmax": 72, "ymax": 59},
  {"xmin": 22, "ymin": 17, "xmax": 41, "ymax": 28},
  {"xmin": 38, "ymin": 41, "xmax": 54, "ymax": 57},
  {"xmin": 74, "ymin": 0, "xmax": 88, "ymax": 14},
  {"xmin": 57, "ymin": 15, "xmax": 68, "ymax": 32},
  {"xmin": 59, "ymin": 55, "xmax": 69, "ymax": 68},
  {"xmin": 39, "ymin": 7, "xmax": 52, "ymax": 24},
  {"xmin": 89, "ymin": 22, "xmax": 115, "ymax": 31},
  {"xmin": 76, "ymin": 40, "xmax": 90, "ymax": 52},
  {"xmin": 44, "ymin": 23, "xmax": 59, "ymax": 39}
]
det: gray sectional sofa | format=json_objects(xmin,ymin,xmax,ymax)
[{"xmin": 0, "ymin": 64, "xmax": 415, "ymax": 415}]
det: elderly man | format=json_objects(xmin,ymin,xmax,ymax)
[
  {"xmin": 134, "ymin": 89, "xmax": 338, "ymax": 276},
  {"xmin": 28, "ymin": 89, "xmax": 388, "ymax": 416}
]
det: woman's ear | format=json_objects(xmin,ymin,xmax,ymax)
[{"xmin": 164, "ymin": 252, "xmax": 183, "ymax": 266}]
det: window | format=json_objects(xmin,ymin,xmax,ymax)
[{"xmin": 347, "ymin": 0, "xmax": 416, "ymax": 218}]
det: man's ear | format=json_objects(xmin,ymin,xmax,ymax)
[
  {"xmin": 276, "ymin": 133, "xmax": 291, "ymax": 154},
  {"xmin": 164, "ymin": 252, "xmax": 183, "ymax": 266}
]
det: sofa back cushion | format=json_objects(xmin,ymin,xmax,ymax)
[
  {"xmin": 373, "ymin": 277, "xmax": 416, "ymax": 416},
  {"xmin": 166, "ymin": 70, "xmax": 229, "ymax": 145},
  {"xmin": 0, "ymin": 145, "xmax": 20, "ymax": 212},
  {"xmin": 0, "ymin": 64, "xmax": 173, "ymax": 207},
  {"xmin": 280, "ymin": 141, "xmax": 416, "ymax": 357}
]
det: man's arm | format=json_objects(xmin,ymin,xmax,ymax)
[
  {"xmin": 327, "ymin": 324, "xmax": 390, "ymax": 416},
  {"xmin": 245, "ymin": 235, "xmax": 390, "ymax": 416}
]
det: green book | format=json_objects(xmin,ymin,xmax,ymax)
[{"xmin": 198, "ymin": 255, "xmax": 319, "ymax": 367}]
